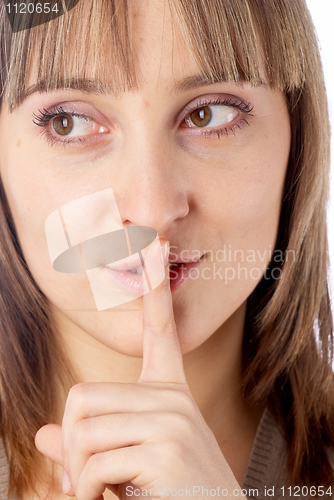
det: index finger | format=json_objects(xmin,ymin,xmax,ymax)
[{"xmin": 138, "ymin": 239, "xmax": 187, "ymax": 385}]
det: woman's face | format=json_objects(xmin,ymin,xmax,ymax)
[{"xmin": 0, "ymin": 1, "xmax": 291, "ymax": 358}]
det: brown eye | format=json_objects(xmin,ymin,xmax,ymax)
[
  {"xmin": 52, "ymin": 114, "xmax": 74, "ymax": 135},
  {"xmin": 189, "ymin": 107, "xmax": 212, "ymax": 127}
]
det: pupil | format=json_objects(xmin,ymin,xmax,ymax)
[
  {"xmin": 190, "ymin": 106, "xmax": 212, "ymax": 127},
  {"xmin": 53, "ymin": 114, "xmax": 74, "ymax": 136}
]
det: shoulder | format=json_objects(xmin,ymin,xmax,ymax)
[
  {"xmin": 0, "ymin": 436, "xmax": 10, "ymax": 499},
  {"xmin": 242, "ymin": 409, "xmax": 334, "ymax": 500},
  {"xmin": 242, "ymin": 408, "xmax": 288, "ymax": 499}
]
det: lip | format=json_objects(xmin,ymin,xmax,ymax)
[
  {"xmin": 103, "ymin": 254, "xmax": 205, "ymax": 295},
  {"xmin": 104, "ymin": 265, "xmax": 145, "ymax": 295},
  {"xmin": 169, "ymin": 255, "xmax": 205, "ymax": 292}
]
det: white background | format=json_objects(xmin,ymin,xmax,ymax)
[{"xmin": 304, "ymin": 0, "xmax": 334, "ymax": 301}]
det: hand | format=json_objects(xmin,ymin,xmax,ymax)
[{"xmin": 35, "ymin": 240, "xmax": 245, "ymax": 500}]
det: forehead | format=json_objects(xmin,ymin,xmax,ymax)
[
  {"xmin": 5, "ymin": 0, "xmax": 302, "ymax": 109},
  {"xmin": 18, "ymin": 0, "xmax": 204, "ymax": 106},
  {"xmin": 22, "ymin": 4, "xmax": 207, "ymax": 110},
  {"xmin": 127, "ymin": 0, "xmax": 202, "ymax": 90}
]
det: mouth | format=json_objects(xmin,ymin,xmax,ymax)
[
  {"xmin": 103, "ymin": 253, "xmax": 205, "ymax": 294},
  {"xmin": 126, "ymin": 261, "xmax": 192, "ymax": 274},
  {"xmin": 122, "ymin": 255, "xmax": 205, "ymax": 274},
  {"xmin": 168, "ymin": 255, "xmax": 205, "ymax": 292}
]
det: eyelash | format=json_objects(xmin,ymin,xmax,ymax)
[
  {"xmin": 33, "ymin": 106, "xmax": 91, "ymax": 147},
  {"xmin": 32, "ymin": 97, "xmax": 254, "ymax": 148},
  {"xmin": 183, "ymin": 97, "xmax": 254, "ymax": 139}
]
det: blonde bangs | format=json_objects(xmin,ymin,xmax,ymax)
[
  {"xmin": 2, "ymin": 0, "xmax": 310, "ymax": 110},
  {"xmin": 168, "ymin": 0, "xmax": 307, "ymax": 91},
  {"xmin": 4, "ymin": 0, "xmax": 139, "ymax": 109}
]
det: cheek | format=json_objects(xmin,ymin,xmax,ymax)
[
  {"xmin": 241, "ymin": 139, "xmax": 289, "ymax": 241},
  {"xmin": 0, "ymin": 111, "xmax": 55, "ymax": 235},
  {"xmin": 189, "ymin": 129, "xmax": 291, "ymax": 322},
  {"xmin": 4, "ymin": 181, "xmax": 97, "ymax": 313},
  {"xmin": 1, "ymin": 151, "xmax": 57, "ymax": 268},
  {"xmin": 0, "ymin": 138, "xmax": 97, "ymax": 312},
  {"xmin": 210, "ymin": 127, "xmax": 290, "ymax": 249}
]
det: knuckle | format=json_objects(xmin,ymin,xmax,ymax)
[
  {"xmin": 164, "ymin": 387, "xmax": 195, "ymax": 413},
  {"xmin": 164, "ymin": 411, "xmax": 192, "ymax": 435},
  {"xmin": 160, "ymin": 438, "xmax": 186, "ymax": 466},
  {"xmin": 85, "ymin": 450, "xmax": 103, "ymax": 477},
  {"xmin": 177, "ymin": 387, "xmax": 194, "ymax": 404},
  {"xmin": 138, "ymin": 442, "xmax": 166, "ymax": 472},
  {"xmin": 68, "ymin": 382, "xmax": 90, "ymax": 401},
  {"xmin": 72, "ymin": 418, "xmax": 93, "ymax": 448},
  {"xmin": 66, "ymin": 383, "xmax": 92, "ymax": 414}
]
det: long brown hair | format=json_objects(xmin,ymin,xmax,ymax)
[{"xmin": 0, "ymin": 0, "xmax": 333, "ymax": 496}]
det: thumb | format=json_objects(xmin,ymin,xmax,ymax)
[
  {"xmin": 35, "ymin": 424, "xmax": 63, "ymax": 465},
  {"xmin": 35, "ymin": 425, "xmax": 76, "ymax": 497}
]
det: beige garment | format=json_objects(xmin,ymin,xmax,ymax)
[
  {"xmin": 0, "ymin": 439, "xmax": 15, "ymax": 500},
  {"xmin": 0, "ymin": 409, "xmax": 332, "ymax": 500},
  {"xmin": 242, "ymin": 408, "xmax": 289, "ymax": 499},
  {"xmin": 242, "ymin": 409, "xmax": 334, "ymax": 499}
]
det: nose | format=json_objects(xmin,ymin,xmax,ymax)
[{"xmin": 115, "ymin": 131, "xmax": 190, "ymax": 235}]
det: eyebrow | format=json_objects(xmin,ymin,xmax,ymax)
[
  {"xmin": 20, "ymin": 79, "xmax": 112, "ymax": 103},
  {"xmin": 172, "ymin": 74, "xmax": 234, "ymax": 93},
  {"xmin": 20, "ymin": 73, "xmax": 265, "ymax": 103},
  {"xmin": 171, "ymin": 73, "xmax": 267, "ymax": 93}
]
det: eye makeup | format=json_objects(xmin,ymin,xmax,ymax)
[{"xmin": 31, "ymin": 93, "xmax": 255, "ymax": 148}]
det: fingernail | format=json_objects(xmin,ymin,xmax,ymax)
[{"xmin": 62, "ymin": 470, "xmax": 71, "ymax": 495}]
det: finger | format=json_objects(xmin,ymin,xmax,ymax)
[
  {"xmin": 35, "ymin": 424, "xmax": 63, "ymax": 465},
  {"xmin": 67, "ymin": 412, "xmax": 171, "ymax": 492},
  {"xmin": 75, "ymin": 443, "xmax": 156, "ymax": 500},
  {"xmin": 139, "ymin": 239, "xmax": 187, "ymax": 384},
  {"xmin": 35, "ymin": 424, "xmax": 76, "ymax": 497},
  {"xmin": 61, "ymin": 382, "xmax": 185, "ymax": 475}
]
